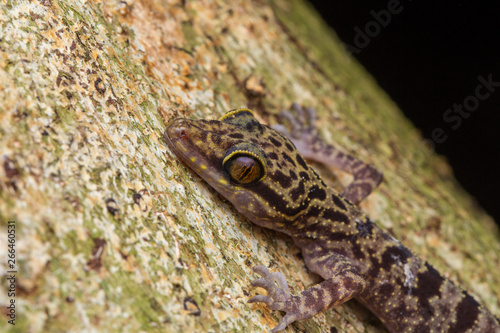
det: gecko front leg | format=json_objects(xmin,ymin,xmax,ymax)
[
  {"xmin": 250, "ymin": 254, "xmax": 366, "ymax": 332},
  {"xmin": 273, "ymin": 103, "xmax": 383, "ymax": 204}
]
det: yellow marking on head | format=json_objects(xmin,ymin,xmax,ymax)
[{"xmin": 219, "ymin": 108, "xmax": 255, "ymax": 121}]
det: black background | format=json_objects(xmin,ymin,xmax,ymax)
[{"xmin": 307, "ymin": 0, "xmax": 500, "ymax": 225}]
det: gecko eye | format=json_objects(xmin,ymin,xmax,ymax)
[
  {"xmin": 223, "ymin": 143, "xmax": 267, "ymax": 185},
  {"xmin": 223, "ymin": 154, "xmax": 265, "ymax": 185}
]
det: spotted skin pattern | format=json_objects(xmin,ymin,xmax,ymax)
[{"xmin": 164, "ymin": 107, "xmax": 500, "ymax": 333}]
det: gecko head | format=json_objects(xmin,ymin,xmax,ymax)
[{"xmin": 164, "ymin": 108, "xmax": 324, "ymax": 233}]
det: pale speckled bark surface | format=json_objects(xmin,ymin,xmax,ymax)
[{"xmin": 0, "ymin": 0, "xmax": 499, "ymax": 332}]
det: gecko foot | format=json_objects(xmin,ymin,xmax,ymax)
[
  {"xmin": 271, "ymin": 103, "xmax": 321, "ymax": 158},
  {"xmin": 272, "ymin": 103, "xmax": 383, "ymax": 204},
  {"xmin": 249, "ymin": 265, "xmax": 304, "ymax": 332}
]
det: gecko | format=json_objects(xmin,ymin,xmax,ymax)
[{"xmin": 163, "ymin": 104, "xmax": 500, "ymax": 332}]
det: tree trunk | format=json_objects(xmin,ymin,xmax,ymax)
[{"xmin": 1, "ymin": 0, "xmax": 499, "ymax": 332}]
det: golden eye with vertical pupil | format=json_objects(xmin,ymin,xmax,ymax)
[
  {"xmin": 223, "ymin": 153, "xmax": 264, "ymax": 184},
  {"xmin": 223, "ymin": 142, "xmax": 267, "ymax": 184}
]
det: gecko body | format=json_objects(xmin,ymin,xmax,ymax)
[{"xmin": 164, "ymin": 106, "xmax": 500, "ymax": 332}]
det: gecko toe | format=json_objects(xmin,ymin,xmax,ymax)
[
  {"xmin": 270, "ymin": 313, "xmax": 298, "ymax": 333},
  {"xmin": 248, "ymin": 295, "xmax": 274, "ymax": 306},
  {"xmin": 251, "ymin": 278, "xmax": 276, "ymax": 294}
]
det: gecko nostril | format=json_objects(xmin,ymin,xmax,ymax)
[
  {"xmin": 178, "ymin": 129, "xmax": 188, "ymax": 139},
  {"xmin": 165, "ymin": 118, "xmax": 191, "ymax": 141}
]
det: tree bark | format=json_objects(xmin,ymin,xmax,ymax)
[{"xmin": 1, "ymin": 0, "xmax": 499, "ymax": 332}]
